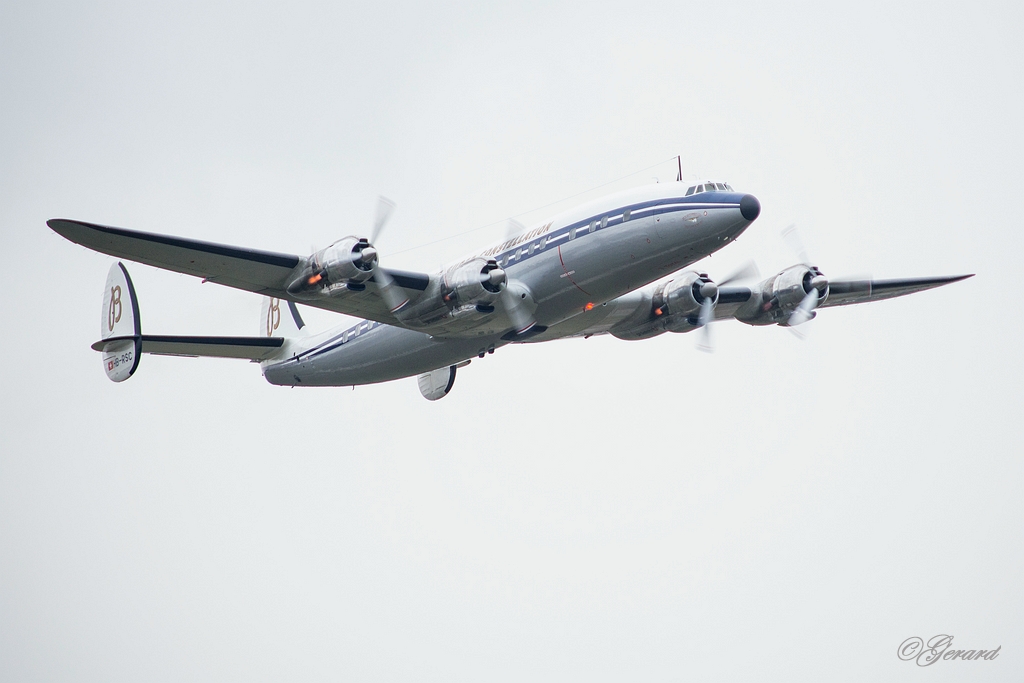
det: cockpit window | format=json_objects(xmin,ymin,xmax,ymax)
[{"xmin": 687, "ymin": 182, "xmax": 734, "ymax": 194}]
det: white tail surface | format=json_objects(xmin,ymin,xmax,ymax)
[
  {"xmin": 99, "ymin": 262, "xmax": 141, "ymax": 382},
  {"xmin": 260, "ymin": 297, "xmax": 307, "ymax": 338}
]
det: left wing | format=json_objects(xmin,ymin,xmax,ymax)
[
  {"xmin": 715, "ymin": 273, "xmax": 973, "ymax": 313},
  {"xmin": 48, "ymin": 218, "xmax": 430, "ymax": 324},
  {"xmin": 818, "ymin": 274, "xmax": 974, "ymax": 308}
]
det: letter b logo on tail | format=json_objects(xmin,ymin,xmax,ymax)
[{"xmin": 108, "ymin": 285, "xmax": 122, "ymax": 332}]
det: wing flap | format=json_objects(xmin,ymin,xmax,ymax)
[{"xmin": 93, "ymin": 335, "xmax": 284, "ymax": 360}]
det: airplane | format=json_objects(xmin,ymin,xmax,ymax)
[{"xmin": 48, "ymin": 177, "xmax": 973, "ymax": 400}]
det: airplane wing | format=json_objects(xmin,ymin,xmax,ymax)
[
  {"xmin": 817, "ymin": 274, "xmax": 973, "ymax": 308},
  {"xmin": 92, "ymin": 335, "xmax": 284, "ymax": 360},
  {"xmin": 715, "ymin": 274, "xmax": 972, "ymax": 312},
  {"xmin": 48, "ymin": 218, "xmax": 430, "ymax": 324}
]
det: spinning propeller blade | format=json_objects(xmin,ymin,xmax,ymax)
[
  {"xmin": 370, "ymin": 196, "xmax": 396, "ymax": 245},
  {"xmin": 372, "ymin": 266, "xmax": 409, "ymax": 313},
  {"xmin": 788, "ymin": 289, "xmax": 819, "ymax": 329},
  {"xmin": 782, "ymin": 224, "xmax": 810, "ymax": 265},
  {"xmin": 693, "ymin": 260, "xmax": 759, "ymax": 353},
  {"xmin": 718, "ymin": 260, "xmax": 761, "ymax": 286},
  {"xmin": 501, "ymin": 284, "xmax": 537, "ymax": 338},
  {"xmin": 366, "ymin": 196, "xmax": 408, "ymax": 313},
  {"xmin": 696, "ymin": 297, "xmax": 714, "ymax": 353},
  {"xmin": 504, "ymin": 218, "xmax": 526, "ymax": 241}
]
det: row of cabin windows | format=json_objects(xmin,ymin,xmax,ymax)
[
  {"xmin": 568, "ymin": 215, "xmax": 609, "ymax": 241},
  {"xmin": 341, "ymin": 320, "xmax": 379, "ymax": 342},
  {"xmin": 499, "ymin": 211, "xmax": 631, "ymax": 266},
  {"xmin": 685, "ymin": 181, "xmax": 733, "ymax": 196}
]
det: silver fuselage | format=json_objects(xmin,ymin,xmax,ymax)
[{"xmin": 263, "ymin": 183, "xmax": 756, "ymax": 386}]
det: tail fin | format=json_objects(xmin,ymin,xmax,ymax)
[
  {"xmin": 260, "ymin": 297, "xmax": 307, "ymax": 338},
  {"xmin": 99, "ymin": 262, "xmax": 142, "ymax": 382}
]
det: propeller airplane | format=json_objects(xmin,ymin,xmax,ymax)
[{"xmin": 49, "ymin": 177, "xmax": 972, "ymax": 400}]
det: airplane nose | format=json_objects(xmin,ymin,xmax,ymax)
[{"xmin": 740, "ymin": 194, "xmax": 761, "ymax": 221}]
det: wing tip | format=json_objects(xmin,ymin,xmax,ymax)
[
  {"xmin": 46, "ymin": 217, "xmax": 71, "ymax": 232},
  {"xmin": 47, "ymin": 217, "xmax": 94, "ymax": 241}
]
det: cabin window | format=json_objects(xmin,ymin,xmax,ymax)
[
  {"xmin": 528, "ymin": 242, "xmax": 536, "ymax": 255},
  {"xmin": 500, "ymin": 253, "xmax": 509, "ymax": 267},
  {"xmin": 685, "ymin": 186, "xmax": 695, "ymax": 196},
  {"xmin": 514, "ymin": 247, "xmax": 522, "ymax": 260},
  {"xmin": 622, "ymin": 210, "xmax": 631, "ymax": 222},
  {"xmin": 539, "ymin": 236, "xmax": 547, "ymax": 250},
  {"xmin": 589, "ymin": 220, "xmax": 597, "ymax": 233},
  {"xmin": 600, "ymin": 216, "xmax": 608, "ymax": 229},
  {"xmin": 569, "ymin": 227, "xmax": 576, "ymax": 240}
]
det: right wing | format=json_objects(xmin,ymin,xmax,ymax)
[{"xmin": 48, "ymin": 218, "xmax": 430, "ymax": 324}]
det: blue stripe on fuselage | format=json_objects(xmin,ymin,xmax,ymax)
[{"xmin": 483, "ymin": 192, "xmax": 742, "ymax": 267}]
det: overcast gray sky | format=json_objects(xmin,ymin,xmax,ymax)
[{"xmin": 2, "ymin": 1, "xmax": 1022, "ymax": 681}]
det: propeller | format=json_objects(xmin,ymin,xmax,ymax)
[
  {"xmin": 504, "ymin": 218, "xmax": 526, "ymax": 242},
  {"xmin": 371, "ymin": 265, "xmax": 409, "ymax": 314},
  {"xmin": 500, "ymin": 282, "xmax": 538, "ymax": 339},
  {"xmin": 695, "ymin": 293, "xmax": 715, "ymax": 353},
  {"xmin": 779, "ymin": 224, "xmax": 828, "ymax": 337},
  {"xmin": 782, "ymin": 223, "xmax": 811, "ymax": 265},
  {"xmin": 370, "ymin": 196, "xmax": 396, "ymax": 245},
  {"xmin": 366, "ymin": 196, "xmax": 408, "ymax": 313},
  {"xmin": 787, "ymin": 288, "xmax": 819, "ymax": 329},
  {"xmin": 694, "ymin": 260, "xmax": 761, "ymax": 353}
]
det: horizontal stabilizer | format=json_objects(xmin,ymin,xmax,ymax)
[{"xmin": 92, "ymin": 335, "xmax": 284, "ymax": 360}]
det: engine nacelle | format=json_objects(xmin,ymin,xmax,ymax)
[
  {"xmin": 736, "ymin": 265, "xmax": 829, "ymax": 325},
  {"xmin": 317, "ymin": 237, "xmax": 376, "ymax": 284},
  {"xmin": 655, "ymin": 271, "xmax": 717, "ymax": 333},
  {"xmin": 610, "ymin": 271, "xmax": 716, "ymax": 340},
  {"xmin": 286, "ymin": 236, "xmax": 376, "ymax": 296},
  {"xmin": 442, "ymin": 258, "xmax": 506, "ymax": 309}
]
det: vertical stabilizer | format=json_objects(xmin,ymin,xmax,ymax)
[
  {"xmin": 99, "ymin": 262, "xmax": 141, "ymax": 382},
  {"xmin": 260, "ymin": 297, "xmax": 307, "ymax": 338}
]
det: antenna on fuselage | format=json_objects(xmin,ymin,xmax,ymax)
[{"xmin": 676, "ymin": 155, "xmax": 682, "ymax": 182}]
